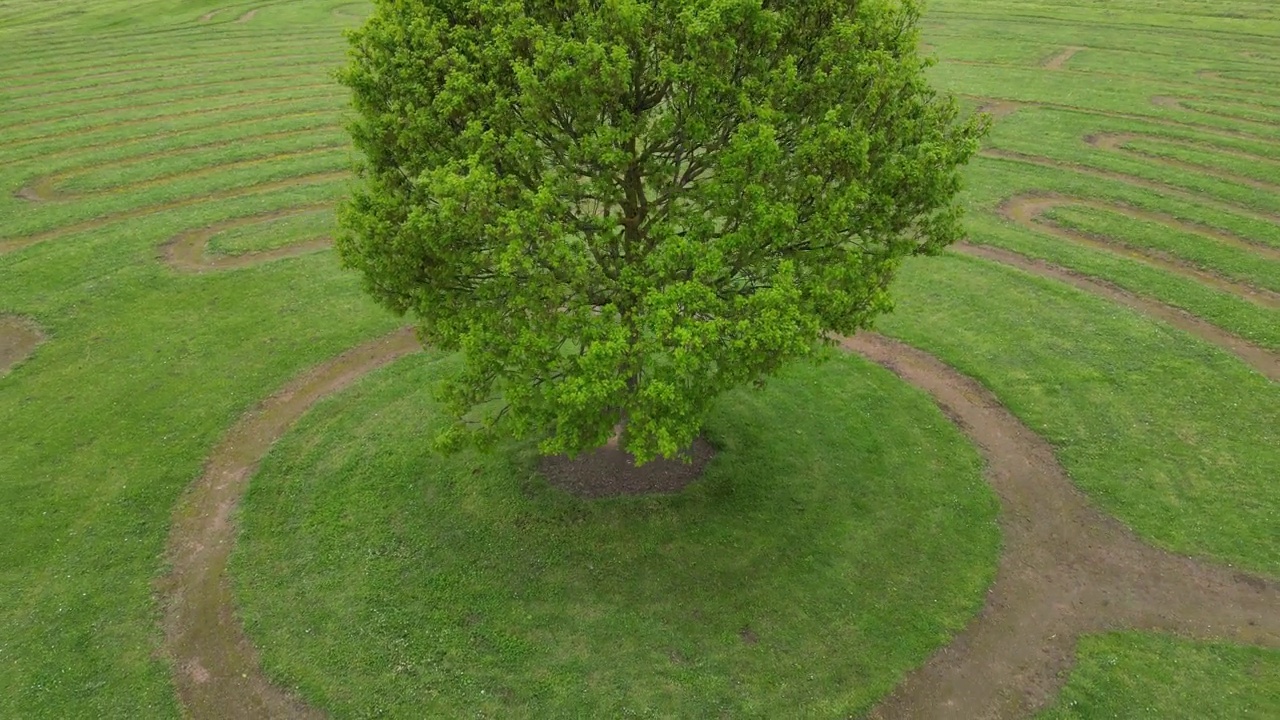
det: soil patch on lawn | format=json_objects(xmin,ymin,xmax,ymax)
[
  {"xmin": 0, "ymin": 315, "xmax": 46, "ymax": 375},
  {"xmin": 538, "ymin": 436, "xmax": 716, "ymax": 498}
]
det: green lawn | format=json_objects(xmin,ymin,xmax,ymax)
[
  {"xmin": 1038, "ymin": 633, "xmax": 1280, "ymax": 719},
  {"xmin": 231, "ymin": 352, "xmax": 999, "ymax": 717},
  {"xmin": 0, "ymin": 0, "xmax": 1277, "ymax": 717}
]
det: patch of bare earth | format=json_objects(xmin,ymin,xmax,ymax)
[
  {"xmin": 539, "ymin": 436, "xmax": 715, "ymax": 498},
  {"xmin": 977, "ymin": 98, "xmax": 1022, "ymax": 120},
  {"xmin": 1042, "ymin": 46, "xmax": 1085, "ymax": 70},
  {"xmin": 0, "ymin": 315, "xmax": 46, "ymax": 375},
  {"xmin": 843, "ymin": 333, "xmax": 1279, "ymax": 720},
  {"xmin": 158, "ymin": 328, "xmax": 421, "ymax": 720}
]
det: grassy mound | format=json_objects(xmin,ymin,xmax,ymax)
[{"xmin": 231, "ymin": 351, "xmax": 1000, "ymax": 717}]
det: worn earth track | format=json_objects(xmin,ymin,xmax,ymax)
[
  {"xmin": 1042, "ymin": 46, "xmax": 1085, "ymax": 70},
  {"xmin": 1151, "ymin": 95, "xmax": 1280, "ymax": 131},
  {"xmin": 0, "ymin": 170, "xmax": 344, "ymax": 257},
  {"xmin": 160, "ymin": 205, "xmax": 332, "ymax": 272},
  {"xmin": 952, "ymin": 243, "xmax": 1280, "ymax": 382},
  {"xmin": 997, "ymin": 193, "xmax": 1280, "ymax": 308},
  {"xmin": 0, "ymin": 315, "xmax": 46, "ymax": 375},
  {"xmin": 1083, "ymin": 132, "xmax": 1280, "ymax": 194},
  {"xmin": 980, "ymin": 148, "xmax": 1280, "ymax": 226},
  {"xmin": 160, "ymin": 329, "xmax": 1279, "ymax": 719},
  {"xmin": 14, "ymin": 142, "xmax": 344, "ymax": 203},
  {"xmin": 847, "ymin": 333, "xmax": 1280, "ymax": 719},
  {"xmin": 159, "ymin": 327, "xmax": 421, "ymax": 720},
  {"xmin": 964, "ymin": 94, "xmax": 1279, "ymax": 145}
]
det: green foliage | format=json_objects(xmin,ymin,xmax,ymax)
[{"xmin": 338, "ymin": 0, "xmax": 985, "ymax": 461}]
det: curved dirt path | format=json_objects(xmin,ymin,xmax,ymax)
[
  {"xmin": 999, "ymin": 193, "xmax": 1280, "ymax": 308},
  {"xmin": 14, "ymin": 142, "xmax": 343, "ymax": 203},
  {"xmin": 1042, "ymin": 46, "xmax": 1085, "ymax": 70},
  {"xmin": 1152, "ymin": 95, "xmax": 1280, "ymax": 131},
  {"xmin": 0, "ymin": 315, "xmax": 46, "ymax": 375},
  {"xmin": 961, "ymin": 94, "xmax": 1280, "ymax": 145},
  {"xmin": 160, "ymin": 327, "xmax": 1278, "ymax": 719},
  {"xmin": 198, "ymin": 9, "xmax": 224, "ymax": 22},
  {"xmin": 236, "ymin": 9, "xmax": 259, "ymax": 24},
  {"xmin": 980, "ymin": 148, "xmax": 1280, "ymax": 227},
  {"xmin": 844, "ymin": 333, "xmax": 1280, "ymax": 720},
  {"xmin": 161, "ymin": 205, "xmax": 332, "ymax": 272},
  {"xmin": 0, "ymin": 171, "xmax": 343, "ymax": 257},
  {"xmin": 1084, "ymin": 131, "xmax": 1280, "ymax": 194},
  {"xmin": 953, "ymin": 243, "xmax": 1280, "ymax": 382},
  {"xmin": 159, "ymin": 327, "xmax": 420, "ymax": 720}
]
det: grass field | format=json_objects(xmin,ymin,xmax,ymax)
[{"xmin": 0, "ymin": 0, "xmax": 1276, "ymax": 717}]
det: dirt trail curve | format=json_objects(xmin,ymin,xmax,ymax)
[
  {"xmin": 0, "ymin": 171, "xmax": 343, "ymax": 257},
  {"xmin": 847, "ymin": 333, "xmax": 1280, "ymax": 720},
  {"xmin": 1042, "ymin": 46, "xmax": 1085, "ymax": 70},
  {"xmin": 998, "ymin": 193, "xmax": 1280, "ymax": 309},
  {"xmin": 1084, "ymin": 132, "xmax": 1280, "ymax": 194},
  {"xmin": 159, "ymin": 327, "xmax": 421, "ymax": 720},
  {"xmin": 953, "ymin": 243, "xmax": 1280, "ymax": 382},
  {"xmin": 0, "ymin": 315, "xmax": 46, "ymax": 375},
  {"xmin": 160, "ymin": 329, "xmax": 1279, "ymax": 719},
  {"xmin": 160, "ymin": 206, "xmax": 332, "ymax": 272}
]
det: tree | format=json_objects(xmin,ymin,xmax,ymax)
[{"xmin": 338, "ymin": 0, "xmax": 986, "ymax": 464}]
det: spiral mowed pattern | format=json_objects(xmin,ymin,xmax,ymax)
[{"xmin": 0, "ymin": 1, "xmax": 1276, "ymax": 719}]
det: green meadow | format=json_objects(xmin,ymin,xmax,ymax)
[{"xmin": 0, "ymin": 0, "xmax": 1275, "ymax": 717}]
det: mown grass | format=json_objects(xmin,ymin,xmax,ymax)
[
  {"xmin": 963, "ymin": 161, "xmax": 1280, "ymax": 350},
  {"xmin": 1043, "ymin": 206, "xmax": 1280, "ymax": 293},
  {"xmin": 231, "ymin": 352, "xmax": 999, "ymax": 718},
  {"xmin": 1038, "ymin": 633, "xmax": 1280, "ymax": 719},
  {"xmin": 880, "ymin": 254, "xmax": 1280, "ymax": 575},
  {"xmin": 0, "ymin": 0, "xmax": 1277, "ymax": 716}
]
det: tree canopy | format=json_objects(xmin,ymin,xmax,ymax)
[{"xmin": 338, "ymin": 0, "xmax": 986, "ymax": 463}]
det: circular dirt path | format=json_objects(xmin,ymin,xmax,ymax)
[
  {"xmin": 846, "ymin": 333, "xmax": 1279, "ymax": 719},
  {"xmin": 159, "ymin": 327, "xmax": 420, "ymax": 719},
  {"xmin": 159, "ymin": 329, "xmax": 1280, "ymax": 719},
  {"xmin": 0, "ymin": 315, "xmax": 46, "ymax": 375}
]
